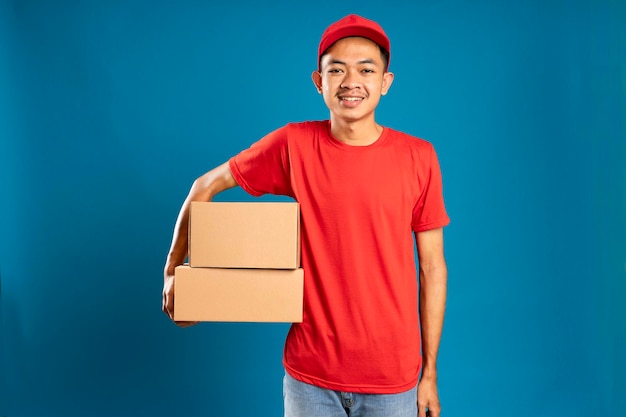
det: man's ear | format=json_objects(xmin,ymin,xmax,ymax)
[
  {"xmin": 381, "ymin": 71, "xmax": 395, "ymax": 96},
  {"xmin": 312, "ymin": 71, "xmax": 323, "ymax": 94}
]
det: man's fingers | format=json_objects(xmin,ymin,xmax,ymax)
[
  {"xmin": 427, "ymin": 405, "xmax": 441, "ymax": 417},
  {"xmin": 162, "ymin": 290, "xmax": 176, "ymax": 321},
  {"xmin": 419, "ymin": 403, "xmax": 441, "ymax": 417},
  {"xmin": 162, "ymin": 293, "xmax": 170, "ymax": 318},
  {"xmin": 162, "ymin": 294, "xmax": 169, "ymax": 317}
]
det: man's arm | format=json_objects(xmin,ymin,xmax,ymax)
[
  {"xmin": 415, "ymin": 227, "xmax": 447, "ymax": 417},
  {"xmin": 162, "ymin": 162, "xmax": 238, "ymax": 326}
]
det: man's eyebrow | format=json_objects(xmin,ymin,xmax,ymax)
[{"xmin": 327, "ymin": 58, "xmax": 378, "ymax": 65}]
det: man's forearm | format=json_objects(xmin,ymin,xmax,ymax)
[
  {"xmin": 164, "ymin": 199, "xmax": 192, "ymax": 276},
  {"xmin": 419, "ymin": 261, "xmax": 447, "ymax": 378},
  {"xmin": 163, "ymin": 162, "xmax": 238, "ymax": 277}
]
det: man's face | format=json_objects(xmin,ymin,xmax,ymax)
[{"xmin": 313, "ymin": 37, "xmax": 394, "ymax": 124}]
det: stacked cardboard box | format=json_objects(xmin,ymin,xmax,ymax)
[{"xmin": 174, "ymin": 202, "xmax": 304, "ymax": 323}]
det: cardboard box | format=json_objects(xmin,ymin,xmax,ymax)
[
  {"xmin": 174, "ymin": 265, "xmax": 304, "ymax": 322},
  {"xmin": 189, "ymin": 202, "xmax": 300, "ymax": 269}
]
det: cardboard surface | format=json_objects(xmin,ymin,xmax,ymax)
[
  {"xmin": 174, "ymin": 265, "xmax": 304, "ymax": 322},
  {"xmin": 189, "ymin": 201, "xmax": 300, "ymax": 269}
]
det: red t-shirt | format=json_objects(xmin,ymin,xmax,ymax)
[{"xmin": 229, "ymin": 121, "xmax": 449, "ymax": 393}]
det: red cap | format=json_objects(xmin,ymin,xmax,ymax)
[{"xmin": 318, "ymin": 14, "xmax": 391, "ymax": 71}]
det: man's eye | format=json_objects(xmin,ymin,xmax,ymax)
[
  {"xmin": 362, "ymin": 69, "xmax": 374, "ymax": 73},
  {"xmin": 328, "ymin": 68, "xmax": 343, "ymax": 73}
]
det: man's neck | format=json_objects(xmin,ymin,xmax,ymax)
[{"xmin": 329, "ymin": 117, "xmax": 383, "ymax": 146}]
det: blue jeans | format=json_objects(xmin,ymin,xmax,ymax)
[{"xmin": 283, "ymin": 373, "xmax": 418, "ymax": 417}]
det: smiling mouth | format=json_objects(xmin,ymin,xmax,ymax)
[{"xmin": 339, "ymin": 97, "xmax": 364, "ymax": 102}]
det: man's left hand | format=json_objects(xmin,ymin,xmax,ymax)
[{"xmin": 417, "ymin": 375, "xmax": 441, "ymax": 417}]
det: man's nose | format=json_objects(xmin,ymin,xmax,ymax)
[{"xmin": 340, "ymin": 70, "xmax": 360, "ymax": 89}]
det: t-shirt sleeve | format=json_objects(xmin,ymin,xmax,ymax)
[
  {"xmin": 411, "ymin": 143, "xmax": 450, "ymax": 232},
  {"xmin": 228, "ymin": 125, "xmax": 294, "ymax": 198}
]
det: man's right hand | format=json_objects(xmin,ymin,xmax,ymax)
[{"xmin": 162, "ymin": 271, "xmax": 198, "ymax": 327}]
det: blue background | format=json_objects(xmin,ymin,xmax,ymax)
[{"xmin": 1, "ymin": 1, "xmax": 625, "ymax": 416}]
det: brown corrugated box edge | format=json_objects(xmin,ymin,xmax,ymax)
[
  {"xmin": 174, "ymin": 265, "xmax": 304, "ymax": 323},
  {"xmin": 188, "ymin": 201, "xmax": 301, "ymax": 269}
]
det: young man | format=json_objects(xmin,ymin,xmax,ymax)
[{"xmin": 163, "ymin": 14, "xmax": 449, "ymax": 417}]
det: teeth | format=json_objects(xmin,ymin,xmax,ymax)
[{"xmin": 341, "ymin": 97, "xmax": 362, "ymax": 101}]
